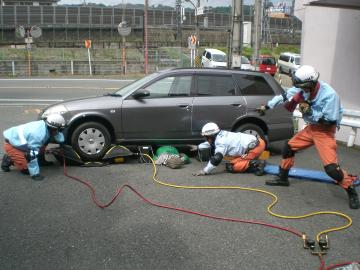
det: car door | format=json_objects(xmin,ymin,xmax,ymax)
[
  {"xmin": 203, "ymin": 52, "xmax": 212, "ymax": 67},
  {"xmin": 121, "ymin": 74, "xmax": 194, "ymax": 141},
  {"xmin": 233, "ymin": 73, "xmax": 294, "ymax": 141},
  {"xmin": 191, "ymin": 72, "xmax": 246, "ymax": 138}
]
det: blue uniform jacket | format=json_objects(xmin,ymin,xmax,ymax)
[
  {"xmin": 267, "ymin": 81, "xmax": 343, "ymax": 126},
  {"xmin": 3, "ymin": 120, "xmax": 64, "ymax": 176},
  {"xmin": 198, "ymin": 130, "xmax": 258, "ymax": 174}
]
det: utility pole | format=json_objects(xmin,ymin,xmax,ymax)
[
  {"xmin": 252, "ymin": 0, "xmax": 262, "ymax": 69},
  {"xmin": 185, "ymin": 0, "xmax": 200, "ymax": 50},
  {"xmin": 144, "ymin": 0, "xmax": 148, "ymax": 74},
  {"xmin": 230, "ymin": 0, "xmax": 243, "ymax": 68},
  {"xmin": 176, "ymin": 0, "xmax": 182, "ymax": 41},
  {"xmin": 195, "ymin": 0, "xmax": 200, "ymax": 48}
]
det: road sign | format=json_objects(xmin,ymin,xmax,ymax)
[
  {"xmin": 118, "ymin": 21, "xmax": 131, "ymax": 37},
  {"xmin": 196, "ymin": 7, "xmax": 204, "ymax": 16},
  {"xmin": 85, "ymin": 39, "xmax": 92, "ymax": 49},
  {"xmin": 16, "ymin": 25, "xmax": 26, "ymax": 38},
  {"xmin": 188, "ymin": 35, "xmax": 197, "ymax": 49},
  {"xmin": 30, "ymin": 25, "xmax": 42, "ymax": 38}
]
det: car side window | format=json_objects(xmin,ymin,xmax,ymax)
[
  {"xmin": 143, "ymin": 76, "xmax": 191, "ymax": 98},
  {"xmin": 233, "ymin": 74, "xmax": 274, "ymax": 96},
  {"xmin": 206, "ymin": 52, "xmax": 211, "ymax": 60},
  {"xmin": 196, "ymin": 75, "xmax": 236, "ymax": 96}
]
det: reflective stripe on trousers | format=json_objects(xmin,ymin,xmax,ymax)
[{"xmin": 230, "ymin": 138, "xmax": 266, "ymax": 172}]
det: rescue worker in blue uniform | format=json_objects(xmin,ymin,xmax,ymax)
[
  {"xmin": 1, "ymin": 114, "xmax": 66, "ymax": 181},
  {"xmin": 257, "ymin": 65, "xmax": 359, "ymax": 209},
  {"xmin": 193, "ymin": 122, "xmax": 266, "ymax": 176}
]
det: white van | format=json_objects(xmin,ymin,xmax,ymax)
[
  {"xmin": 201, "ymin": 48, "xmax": 254, "ymax": 70},
  {"xmin": 278, "ymin": 52, "xmax": 301, "ymax": 76},
  {"xmin": 201, "ymin": 48, "xmax": 227, "ymax": 68}
]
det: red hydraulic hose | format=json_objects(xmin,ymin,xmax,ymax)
[
  {"xmin": 60, "ymin": 154, "xmax": 357, "ymax": 270},
  {"xmin": 62, "ymin": 160, "xmax": 303, "ymax": 238}
]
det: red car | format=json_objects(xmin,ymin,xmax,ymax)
[{"xmin": 258, "ymin": 55, "xmax": 277, "ymax": 76}]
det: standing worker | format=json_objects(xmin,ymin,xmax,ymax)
[
  {"xmin": 193, "ymin": 122, "xmax": 266, "ymax": 176},
  {"xmin": 257, "ymin": 65, "xmax": 359, "ymax": 209},
  {"xmin": 1, "ymin": 114, "xmax": 66, "ymax": 181}
]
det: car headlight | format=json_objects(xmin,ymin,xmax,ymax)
[{"xmin": 41, "ymin": 104, "xmax": 68, "ymax": 119}]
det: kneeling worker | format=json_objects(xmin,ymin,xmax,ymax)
[
  {"xmin": 1, "ymin": 114, "xmax": 66, "ymax": 181},
  {"xmin": 193, "ymin": 122, "xmax": 266, "ymax": 176}
]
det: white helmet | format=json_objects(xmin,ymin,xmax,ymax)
[
  {"xmin": 292, "ymin": 65, "xmax": 320, "ymax": 89},
  {"xmin": 201, "ymin": 122, "xmax": 220, "ymax": 137},
  {"xmin": 45, "ymin": 114, "xmax": 66, "ymax": 130}
]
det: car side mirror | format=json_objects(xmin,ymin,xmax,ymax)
[{"xmin": 132, "ymin": 89, "xmax": 150, "ymax": 99}]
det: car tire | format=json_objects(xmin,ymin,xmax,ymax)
[
  {"xmin": 235, "ymin": 123, "xmax": 266, "ymax": 141},
  {"xmin": 71, "ymin": 121, "xmax": 111, "ymax": 161}
]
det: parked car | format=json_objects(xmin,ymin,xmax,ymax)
[
  {"xmin": 278, "ymin": 52, "xmax": 301, "ymax": 76},
  {"xmin": 240, "ymin": 55, "xmax": 255, "ymax": 71},
  {"xmin": 41, "ymin": 68, "xmax": 294, "ymax": 161},
  {"xmin": 201, "ymin": 49, "xmax": 254, "ymax": 71},
  {"xmin": 258, "ymin": 55, "xmax": 277, "ymax": 76},
  {"xmin": 201, "ymin": 48, "xmax": 227, "ymax": 68}
]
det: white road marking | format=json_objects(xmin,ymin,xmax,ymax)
[{"xmin": 0, "ymin": 99, "xmax": 63, "ymax": 102}]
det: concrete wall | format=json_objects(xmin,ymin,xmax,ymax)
[{"xmin": 300, "ymin": 5, "xmax": 360, "ymax": 146}]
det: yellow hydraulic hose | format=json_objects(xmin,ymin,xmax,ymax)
[{"xmin": 143, "ymin": 154, "xmax": 352, "ymax": 242}]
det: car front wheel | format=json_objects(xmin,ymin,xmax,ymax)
[
  {"xmin": 235, "ymin": 123, "xmax": 266, "ymax": 142},
  {"xmin": 71, "ymin": 121, "xmax": 111, "ymax": 161}
]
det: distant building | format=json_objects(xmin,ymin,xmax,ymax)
[{"xmin": 1, "ymin": 0, "xmax": 59, "ymax": 6}]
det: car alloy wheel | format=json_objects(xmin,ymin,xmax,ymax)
[{"xmin": 71, "ymin": 121, "xmax": 111, "ymax": 161}]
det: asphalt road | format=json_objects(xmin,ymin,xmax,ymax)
[{"xmin": 0, "ymin": 78, "xmax": 359, "ymax": 270}]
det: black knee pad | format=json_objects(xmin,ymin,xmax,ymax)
[
  {"xmin": 282, "ymin": 141, "xmax": 295, "ymax": 159},
  {"xmin": 324, "ymin": 163, "xmax": 344, "ymax": 182}
]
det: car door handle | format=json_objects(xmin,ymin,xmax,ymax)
[
  {"xmin": 230, "ymin": 103, "xmax": 243, "ymax": 108},
  {"xmin": 178, "ymin": 103, "xmax": 191, "ymax": 111}
]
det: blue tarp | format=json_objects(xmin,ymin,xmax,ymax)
[{"xmin": 264, "ymin": 164, "xmax": 360, "ymax": 186}]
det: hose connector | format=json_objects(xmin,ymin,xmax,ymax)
[{"xmin": 318, "ymin": 235, "xmax": 329, "ymax": 251}]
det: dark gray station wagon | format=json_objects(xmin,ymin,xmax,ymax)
[{"xmin": 41, "ymin": 68, "xmax": 294, "ymax": 161}]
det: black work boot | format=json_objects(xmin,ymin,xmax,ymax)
[
  {"xmin": 346, "ymin": 186, "xmax": 360, "ymax": 209},
  {"xmin": 225, "ymin": 163, "xmax": 235, "ymax": 173},
  {"xmin": 1, "ymin": 154, "xmax": 13, "ymax": 172},
  {"xmin": 265, "ymin": 167, "xmax": 290, "ymax": 186},
  {"xmin": 248, "ymin": 160, "xmax": 266, "ymax": 176}
]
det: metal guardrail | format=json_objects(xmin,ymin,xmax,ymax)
[
  {"xmin": 293, "ymin": 109, "xmax": 360, "ymax": 147},
  {"xmin": 342, "ymin": 109, "xmax": 360, "ymax": 147},
  {"xmin": 0, "ymin": 58, "xmax": 184, "ymax": 76}
]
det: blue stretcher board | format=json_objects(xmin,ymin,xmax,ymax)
[{"xmin": 264, "ymin": 164, "xmax": 360, "ymax": 186}]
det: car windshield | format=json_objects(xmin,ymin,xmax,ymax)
[
  {"xmin": 114, "ymin": 72, "xmax": 159, "ymax": 96},
  {"xmin": 213, "ymin": 54, "xmax": 226, "ymax": 62},
  {"xmin": 261, "ymin": 57, "xmax": 276, "ymax": 65},
  {"xmin": 241, "ymin": 56, "xmax": 250, "ymax": 64},
  {"xmin": 294, "ymin": 57, "xmax": 301, "ymax": 65}
]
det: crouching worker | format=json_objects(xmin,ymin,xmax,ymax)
[
  {"xmin": 257, "ymin": 65, "xmax": 359, "ymax": 209},
  {"xmin": 192, "ymin": 122, "xmax": 266, "ymax": 176},
  {"xmin": 1, "ymin": 114, "xmax": 66, "ymax": 181}
]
